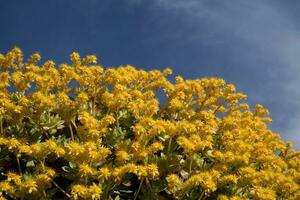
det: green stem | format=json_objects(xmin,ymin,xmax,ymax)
[
  {"xmin": 45, "ymin": 131, "xmax": 50, "ymax": 139},
  {"xmin": 116, "ymin": 110, "xmax": 119, "ymax": 128},
  {"xmin": 134, "ymin": 178, "xmax": 144, "ymax": 200},
  {"xmin": 43, "ymin": 190, "xmax": 47, "ymax": 199},
  {"xmin": 40, "ymin": 160, "xmax": 45, "ymax": 170},
  {"xmin": 0, "ymin": 117, "xmax": 3, "ymax": 135},
  {"xmin": 84, "ymin": 175, "xmax": 88, "ymax": 185},
  {"xmin": 69, "ymin": 124, "xmax": 75, "ymax": 141},
  {"xmin": 16, "ymin": 155, "xmax": 22, "ymax": 175},
  {"xmin": 51, "ymin": 180, "xmax": 71, "ymax": 198},
  {"xmin": 167, "ymin": 137, "xmax": 173, "ymax": 157},
  {"xmin": 189, "ymin": 156, "xmax": 193, "ymax": 174},
  {"xmin": 199, "ymin": 95, "xmax": 210, "ymax": 111},
  {"xmin": 103, "ymin": 183, "xmax": 116, "ymax": 200},
  {"xmin": 213, "ymin": 104, "xmax": 223, "ymax": 114},
  {"xmin": 166, "ymin": 137, "xmax": 173, "ymax": 173},
  {"xmin": 198, "ymin": 190, "xmax": 205, "ymax": 200},
  {"xmin": 145, "ymin": 178, "xmax": 153, "ymax": 193},
  {"xmin": 71, "ymin": 119, "xmax": 77, "ymax": 129},
  {"xmin": 92, "ymin": 96, "xmax": 96, "ymax": 116}
]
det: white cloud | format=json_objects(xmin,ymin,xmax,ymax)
[{"xmin": 127, "ymin": 0, "xmax": 300, "ymax": 147}]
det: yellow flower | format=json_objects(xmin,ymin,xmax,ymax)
[
  {"xmin": 27, "ymin": 53, "xmax": 41, "ymax": 64},
  {"xmin": 146, "ymin": 164, "xmax": 159, "ymax": 179},
  {"xmin": 30, "ymin": 92, "xmax": 56, "ymax": 111},
  {"xmin": 7, "ymin": 172, "xmax": 22, "ymax": 185},
  {"xmin": 18, "ymin": 145, "xmax": 32, "ymax": 154},
  {"xmin": 70, "ymin": 52, "xmax": 81, "ymax": 66},
  {"xmin": 98, "ymin": 167, "xmax": 111, "ymax": 180},
  {"xmin": 78, "ymin": 111, "xmax": 101, "ymax": 141},
  {"xmin": 21, "ymin": 180, "xmax": 38, "ymax": 194},
  {"xmin": 71, "ymin": 184, "xmax": 102, "ymax": 200},
  {"xmin": 11, "ymin": 71, "xmax": 30, "ymax": 92},
  {"xmin": 116, "ymin": 150, "xmax": 130, "ymax": 163},
  {"xmin": 254, "ymin": 186, "xmax": 276, "ymax": 200},
  {"xmin": 176, "ymin": 136, "xmax": 195, "ymax": 154},
  {"xmin": 0, "ymin": 181, "xmax": 14, "ymax": 193},
  {"xmin": 35, "ymin": 173, "xmax": 53, "ymax": 189},
  {"xmin": 0, "ymin": 48, "xmax": 299, "ymax": 199},
  {"xmin": 30, "ymin": 143, "xmax": 45, "ymax": 160},
  {"xmin": 166, "ymin": 174, "xmax": 182, "ymax": 194},
  {"xmin": 218, "ymin": 175, "xmax": 238, "ymax": 186},
  {"xmin": 7, "ymin": 138, "xmax": 21, "ymax": 151},
  {"xmin": 45, "ymin": 139, "xmax": 65, "ymax": 157},
  {"xmin": 78, "ymin": 163, "xmax": 96, "ymax": 177},
  {"xmin": 147, "ymin": 142, "xmax": 164, "ymax": 154},
  {"xmin": 0, "ymin": 72, "xmax": 9, "ymax": 89},
  {"xmin": 89, "ymin": 184, "xmax": 102, "ymax": 200},
  {"xmin": 181, "ymin": 171, "xmax": 220, "ymax": 195},
  {"xmin": 71, "ymin": 184, "xmax": 88, "ymax": 199},
  {"xmin": 136, "ymin": 166, "xmax": 148, "ymax": 178}
]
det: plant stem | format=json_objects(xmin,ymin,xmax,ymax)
[
  {"xmin": 51, "ymin": 180, "xmax": 71, "ymax": 198},
  {"xmin": 116, "ymin": 110, "xmax": 119, "ymax": 129},
  {"xmin": 43, "ymin": 190, "xmax": 47, "ymax": 199},
  {"xmin": 198, "ymin": 190, "xmax": 205, "ymax": 200},
  {"xmin": 103, "ymin": 183, "xmax": 116, "ymax": 200},
  {"xmin": 167, "ymin": 137, "xmax": 173, "ymax": 157},
  {"xmin": 69, "ymin": 124, "xmax": 75, "ymax": 141},
  {"xmin": 213, "ymin": 104, "xmax": 223, "ymax": 114},
  {"xmin": 92, "ymin": 96, "xmax": 96, "ymax": 116},
  {"xmin": 71, "ymin": 119, "xmax": 77, "ymax": 129},
  {"xmin": 0, "ymin": 117, "xmax": 3, "ymax": 135},
  {"xmin": 166, "ymin": 137, "xmax": 173, "ymax": 173},
  {"xmin": 145, "ymin": 178, "xmax": 153, "ymax": 193},
  {"xmin": 40, "ymin": 160, "xmax": 45, "ymax": 170},
  {"xmin": 45, "ymin": 131, "xmax": 50, "ymax": 139},
  {"xmin": 16, "ymin": 155, "xmax": 22, "ymax": 175},
  {"xmin": 189, "ymin": 156, "xmax": 193, "ymax": 174},
  {"xmin": 134, "ymin": 178, "xmax": 144, "ymax": 200}
]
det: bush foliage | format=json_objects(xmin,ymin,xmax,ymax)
[{"xmin": 0, "ymin": 48, "xmax": 299, "ymax": 200}]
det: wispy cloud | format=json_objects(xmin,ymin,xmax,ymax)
[{"xmin": 128, "ymin": 0, "xmax": 300, "ymax": 147}]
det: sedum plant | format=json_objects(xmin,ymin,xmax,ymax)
[{"xmin": 0, "ymin": 47, "xmax": 299, "ymax": 200}]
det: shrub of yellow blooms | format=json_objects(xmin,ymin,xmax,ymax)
[{"xmin": 0, "ymin": 48, "xmax": 299, "ymax": 200}]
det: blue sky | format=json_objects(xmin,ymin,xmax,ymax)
[{"xmin": 1, "ymin": 0, "xmax": 300, "ymax": 148}]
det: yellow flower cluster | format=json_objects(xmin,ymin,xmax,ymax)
[
  {"xmin": 0, "ymin": 48, "xmax": 299, "ymax": 199},
  {"xmin": 71, "ymin": 183, "xmax": 102, "ymax": 200},
  {"xmin": 0, "ymin": 165, "xmax": 56, "ymax": 199}
]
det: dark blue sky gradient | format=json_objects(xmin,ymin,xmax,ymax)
[{"xmin": 1, "ymin": 0, "xmax": 300, "ymax": 147}]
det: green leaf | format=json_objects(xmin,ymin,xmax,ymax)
[
  {"xmin": 26, "ymin": 160, "xmax": 35, "ymax": 167},
  {"xmin": 151, "ymin": 179, "xmax": 167, "ymax": 193},
  {"xmin": 122, "ymin": 180, "xmax": 132, "ymax": 187},
  {"xmin": 69, "ymin": 161, "xmax": 77, "ymax": 169},
  {"xmin": 119, "ymin": 190, "xmax": 133, "ymax": 194},
  {"xmin": 62, "ymin": 166, "xmax": 70, "ymax": 172}
]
